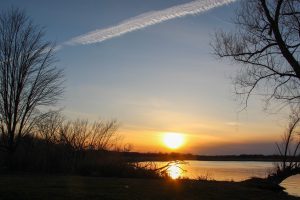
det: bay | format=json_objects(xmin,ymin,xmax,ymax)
[{"xmin": 140, "ymin": 161, "xmax": 300, "ymax": 197}]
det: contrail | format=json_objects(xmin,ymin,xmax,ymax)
[{"xmin": 65, "ymin": 0, "xmax": 236, "ymax": 46}]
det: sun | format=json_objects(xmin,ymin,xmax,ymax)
[{"xmin": 163, "ymin": 132, "xmax": 184, "ymax": 149}]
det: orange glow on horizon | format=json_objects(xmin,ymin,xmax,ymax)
[{"xmin": 119, "ymin": 125, "xmax": 281, "ymax": 154}]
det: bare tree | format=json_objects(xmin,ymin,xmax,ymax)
[
  {"xmin": 212, "ymin": 0, "xmax": 300, "ymax": 183},
  {"xmin": 58, "ymin": 119, "xmax": 119, "ymax": 151},
  {"xmin": 212, "ymin": 0, "xmax": 300, "ymax": 109},
  {"xmin": 88, "ymin": 120, "xmax": 119, "ymax": 150},
  {"xmin": 0, "ymin": 8, "xmax": 64, "ymax": 153},
  {"xmin": 276, "ymin": 109, "xmax": 300, "ymax": 170},
  {"xmin": 267, "ymin": 108, "xmax": 300, "ymax": 184},
  {"xmin": 36, "ymin": 110, "xmax": 64, "ymax": 144}
]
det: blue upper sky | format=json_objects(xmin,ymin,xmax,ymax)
[{"xmin": 0, "ymin": 0, "xmax": 288, "ymax": 154}]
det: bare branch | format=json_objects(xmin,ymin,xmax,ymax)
[
  {"xmin": 212, "ymin": 0, "xmax": 300, "ymax": 109},
  {"xmin": 0, "ymin": 8, "xmax": 64, "ymax": 152}
]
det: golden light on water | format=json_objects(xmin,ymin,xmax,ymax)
[
  {"xmin": 167, "ymin": 163, "xmax": 182, "ymax": 179},
  {"xmin": 163, "ymin": 132, "xmax": 185, "ymax": 149}
]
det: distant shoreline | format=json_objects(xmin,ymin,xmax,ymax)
[{"xmin": 119, "ymin": 151, "xmax": 300, "ymax": 162}]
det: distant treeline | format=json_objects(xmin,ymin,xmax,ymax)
[
  {"xmin": 119, "ymin": 152, "xmax": 300, "ymax": 162},
  {"xmin": 0, "ymin": 113, "xmax": 162, "ymax": 179}
]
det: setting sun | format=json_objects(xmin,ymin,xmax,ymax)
[{"xmin": 163, "ymin": 133, "xmax": 185, "ymax": 149}]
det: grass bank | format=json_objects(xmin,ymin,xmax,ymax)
[{"xmin": 0, "ymin": 175, "xmax": 299, "ymax": 200}]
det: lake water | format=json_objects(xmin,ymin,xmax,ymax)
[{"xmin": 141, "ymin": 161, "xmax": 300, "ymax": 197}]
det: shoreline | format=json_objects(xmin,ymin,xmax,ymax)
[
  {"xmin": 120, "ymin": 151, "xmax": 297, "ymax": 162},
  {"xmin": 0, "ymin": 174, "xmax": 298, "ymax": 200}
]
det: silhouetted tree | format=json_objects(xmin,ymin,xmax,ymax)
[
  {"xmin": 276, "ymin": 109, "xmax": 300, "ymax": 170},
  {"xmin": 267, "ymin": 108, "xmax": 300, "ymax": 184},
  {"xmin": 0, "ymin": 8, "xmax": 64, "ymax": 153},
  {"xmin": 58, "ymin": 119, "xmax": 119, "ymax": 151},
  {"xmin": 36, "ymin": 110, "xmax": 64, "ymax": 145},
  {"xmin": 212, "ymin": 0, "xmax": 300, "ymax": 109},
  {"xmin": 212, "ymin": 0, "xmax": 300, "ymax": 183}
]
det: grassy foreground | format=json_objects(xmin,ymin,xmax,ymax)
[{"xmin": 0, "ymin": 175, "xmax": 299, "ymax": 200}]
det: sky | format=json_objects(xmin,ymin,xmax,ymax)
[{"xmin": 0, "ymin": 0, "xmax": 290, "ymax": 155}]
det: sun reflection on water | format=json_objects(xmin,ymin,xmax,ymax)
[{"xmin": 167, "ymin": 163, "xmax": 183, "ymax": 179}]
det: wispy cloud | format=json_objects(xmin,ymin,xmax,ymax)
[{"xmin": 64, "ymin": 0, "xmax": 235, "ymax": 46}]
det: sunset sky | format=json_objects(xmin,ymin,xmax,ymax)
[{"xmin": 0, "ymin": 0, "xmax": 290, "ymax": 155}]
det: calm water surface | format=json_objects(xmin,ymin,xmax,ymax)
[{"xmin": 142, "ymin": 161, "xmax": 300, "ymax": 197}]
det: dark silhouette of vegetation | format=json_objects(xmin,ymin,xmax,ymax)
[
  {"xmin": 0, "ymin": 175, "xmax": 297, "ymax": 200},
  {"xmin": 0, "ymin": 8, "xmax": 161, "ymax": 179},
  {"xmin": 0, "ymin": 111, "xmax": 161, "ymax": 178},
  {"xmin": 212, "ymin": 0, "xmax": 300, "ymax": 109},
  {"xmin": 212, "ymin": 0, "xmax": 300, "ymax": 184},
  {"xmin": 121, "ymin": 151, "xmax": 298, "ymax": 162},
  {"xmin": 0, "ymin": 8, "xmax": 64, "ymax": 154},
  {"xmin": 267, "ymin": 108, "xmax": 300, "ymax": 184}
]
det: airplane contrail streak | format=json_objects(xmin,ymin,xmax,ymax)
[{"xmin": 65, "ymin": 0, "xmax": 236, "ymax": 46}]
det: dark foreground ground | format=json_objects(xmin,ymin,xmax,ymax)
[{"xmin": 0, "ymin": 175, "xmax": 299, "ymax": 200}]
